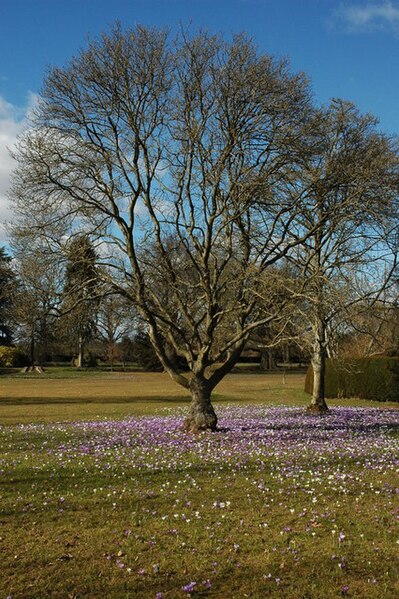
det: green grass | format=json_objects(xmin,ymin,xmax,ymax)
[{"xmin": 0, "ymin": 370, "xmax": 398, "ymax": 598}]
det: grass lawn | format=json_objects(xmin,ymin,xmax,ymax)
[
  {"xmin": 0, "ymin": 369, "xmax": 311, "ymax": 425},
  {"xmin": 1, "ymin": 370, "xmax": 398, "ymax": 598}
]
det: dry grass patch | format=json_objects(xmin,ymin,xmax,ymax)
[{"xmin": 0, "ymin": 371, "xmax": 308, "ymax": 425}]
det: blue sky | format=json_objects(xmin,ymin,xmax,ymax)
[{"xmin": 1, "ymin": 0, "xmax": 399, "ymax": 241}]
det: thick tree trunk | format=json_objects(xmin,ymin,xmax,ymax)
[
  {"xmin": 182, "ymin": 377, "xmax": 218, "ymax": 433},
  {"xmin": 308, "ymin": 322, "xmax": 329, "ymax": 414}
]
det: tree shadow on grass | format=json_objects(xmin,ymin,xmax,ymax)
[{"xmin": 0, "ymin": 396, "xmax": 190, "ymax": 405}]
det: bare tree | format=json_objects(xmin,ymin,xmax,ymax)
[
  {"xmin": 287, "ymin": 100, "xmax": 399, "ymax": 412},
  {"xmin": 96, "ymin": 293, "xmax": 137, "ymax": 370},
  {"xmin": 337, "ymin": 294, "xmax": 399, "ymax": 358},
  {"xmin": 10, "ymin": 25, "xmax": 318, "ymax": 430},
  {"xmin": 11, "ymin": 246, "xmax": 61, "ymax": 366}
]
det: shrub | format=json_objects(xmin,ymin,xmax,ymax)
[
  {"xmin": 0, "ymin": 346, "xmax": 30, "ymax": 368},
  {"xmin": 305, "ymin": 357, "xmax": 399, "ymax": 402}
]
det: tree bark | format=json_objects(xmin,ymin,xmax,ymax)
[
  {"xmin": 29, "ymin": 329, "xmax": 35, "ymax": 366},
  {"xmin": 283, "ymin": 344, "xmax": 290, "ymax": 364},
  {"xmin": 76, "ymin": 333, "xmax": 84, "ymax": 368},
  {"xmin": 308, "ymin": 321, "xmax": 329, "ymax": 414},
  {"xmin": 181, "ymin": 377, "xmax": 218, "ymax": 433},
  {"xmin": 259, "ymin": 349, "xmax": 276, "ymax": 371}
]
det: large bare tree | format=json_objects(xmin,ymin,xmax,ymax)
[{"xmin": 10, "ymin": 25, "xmax": 319, "ymax": 430}]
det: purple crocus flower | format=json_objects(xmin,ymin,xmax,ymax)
[{"xmin": 181, "ymin": 581, "xmax": 197, "ymax": 593}]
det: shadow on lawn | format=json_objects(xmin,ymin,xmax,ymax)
[
  {"xmin": 0, "ymin": 396, "xmax": 190, "ymax": 405},
  {"xmin": 0, "ymin": 395, "xmax": 248, "ymax": 406}
]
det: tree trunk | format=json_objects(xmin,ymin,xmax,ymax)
[
  {"xmin": 109, "ymin": 342, "xmax": 114, "ymax": 372},
  {"xmin": 259, "ymin": 349, "xmax": 276, "ymax": 371},
  {"xmin": 182, "ymin": 377, "xmax": 218, "ymax": 433},
  {"xmin": 284, "ymin": 344, "xmax": 290, "ymax": 364},
  {"xmin": 76, "ymin": 334, "xmax": 84, "ymax": 368},
  {"xmin": 30, "ymin": 327, "xmax": 36, "ymax": 366},
  {"xmin": 308, "ymin": 321, "xmax": 329, "ymax": 414}
]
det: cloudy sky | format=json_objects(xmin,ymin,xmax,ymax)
[{"xmin": 1, "ymin": 0, "xmax": 399, "ymax": 244}]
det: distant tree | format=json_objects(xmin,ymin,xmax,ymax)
[
  {"xmin": 11, "ymin": 249, "xmax": 60, "ymax": 365},
  {"xmin": 130, "ymin": 328, "xmax": 163, "ymax": 372},
  {"xmin": 337, "ymin": 297, "xmax": 399, "ymax": 358},
  {"xmin": 96, "ymin": 293, "xmax": 137, "ymax": 369},
  {"xmin": 59, "ymin": 235, "xmax": 101, "ymax": 368},
  {"xmin": 0, "ymin": 247, "xmax": 15, "ymax": 346},
  {"xmin": 117, "ymin": 335, "xmax": 135, "ymax": 370}
]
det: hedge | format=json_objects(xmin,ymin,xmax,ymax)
[{"xmin": 304, "ymin": 357, "xmax": 399, "ymax": 402}]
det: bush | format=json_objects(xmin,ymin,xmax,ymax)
[
  {"xmin": 84, "ymin": 352, "xmax": 98, "ymax": 368},
  {"xmin": 305, "ymin": 357, "xmax": 399, "ymax": 402},
  {"xmin": 0, "ymin": 346, "xmax": 30, "ymax": 368}
]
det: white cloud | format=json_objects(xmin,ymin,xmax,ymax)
[
  {"xmin": 335, "ymin": 1, "xmax": 399, "ymax": 32},
  {"xmin": 0, "ymin": 93, "xmax": 37, "ymax": 244}
]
